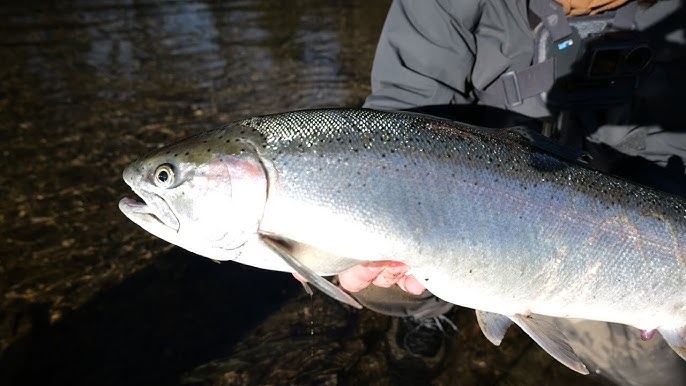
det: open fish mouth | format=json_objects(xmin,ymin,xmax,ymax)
[{"xmin": 118, "ymin": 195, "xmax": 180, "ymax": 232}]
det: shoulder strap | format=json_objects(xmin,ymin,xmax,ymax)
[
  {"xmin": 476, "ymin": 0, "xmax": 638, "ymax": 110},
  {"xmin": 612, "ymin": 0, "xmax": 638, "ymax": 29},
  {"xmin": 475, "ymin": 61, "xmax": 555, "ymax": 107}
]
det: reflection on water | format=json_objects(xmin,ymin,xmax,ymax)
[
  {"xmin": 1, "ymin": 0, "xmax": 383, "ymax": 118},
  {"xmin": 0, "ymin": 0, "xmax": 388, "ymax": 303}
]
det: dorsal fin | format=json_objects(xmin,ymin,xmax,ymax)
[{"xmin": 501, "ymin": 126, "xmax": 590, "ymax": 164}]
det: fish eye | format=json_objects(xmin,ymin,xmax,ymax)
[{"xmin": 153, "ymin": 164, "xmax": 175, "ymax": 188}]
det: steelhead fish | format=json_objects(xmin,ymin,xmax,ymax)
[{"xmin": 119, "ymin": 108, "xmax": 686, "ymax": 374}]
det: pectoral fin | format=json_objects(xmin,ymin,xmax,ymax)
[
  {"xmin": 476, "ymin": 310, "xmax": 513, "ymax": 346},
  {"xmin": 258, "ymin": 235, "xmax": 362, "ymax": 309},
  {"xmin": 510, "ymin": 314, "xmax": 589, "ymax": 375},
  {"xmin": 658, "ymin": 326, "xmax": 686, "ymax": 361}
]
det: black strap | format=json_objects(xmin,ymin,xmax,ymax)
[{"xmin": 476, "ymin": 60, "xmax": 555, "ymax": 107}]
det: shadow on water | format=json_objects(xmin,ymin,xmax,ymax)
[{"xmin": 0, "ymin": 249, "xmax": 300, "ymax": 386}]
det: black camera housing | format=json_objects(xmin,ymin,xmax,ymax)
[
  {"xmin": 578, "ymin": 31, "xmax": 652, "ymax": 82},
  {"xmin": 546, "ymin": 29, "xmax": 653, "ymax": 110}
]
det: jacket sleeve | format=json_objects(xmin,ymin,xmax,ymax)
[
  {"xmin": 362, "ymin": 0, "xmax": 480, "ymax": 110},
  {"xmin": 363, "ymin": 0, "xmax": 535, "ymax": 113}
]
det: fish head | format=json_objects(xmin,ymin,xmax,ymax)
[{"xmin": 119, "ymin": 127, "xmax": 269, "ymax": 261}]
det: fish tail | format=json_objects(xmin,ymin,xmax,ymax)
[{"xmin": 659, "ymin": 326, "xmax": 686, "ymax": 361}]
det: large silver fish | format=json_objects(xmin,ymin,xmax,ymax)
[{"xmin": 119, "ymin": 108, "xmax": 686, "ymax": 374}]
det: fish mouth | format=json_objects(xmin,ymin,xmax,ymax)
[{"xmin": 118, "ymin": 194, "xmax": 180, "ymax": 233}]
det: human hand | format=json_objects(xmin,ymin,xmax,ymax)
[
  {"xmin": 337, "ymin": 261, "xmax": 426, "ymax": 295},
  {"xmin": 291, "ymin": 261, "xmax": 426, "ymax": 295}
]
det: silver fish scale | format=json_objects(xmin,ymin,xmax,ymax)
[
  {"xmin": 239, "ymin": 109, "xmax": 686, "ymax": 216},
  {"xmin": 236, "ymin": 108, "xmax": 686, "ymax": 326}
]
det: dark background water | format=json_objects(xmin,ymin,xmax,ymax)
[{"xmin": 0, "ymin": 1, "xmax": 605, "ymax": 385}]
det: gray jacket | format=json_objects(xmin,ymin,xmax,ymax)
[{"xmin": 363, "ymin": 0, "xmax": 684, "ymax": 120}]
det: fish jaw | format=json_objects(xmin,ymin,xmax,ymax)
[
  {"xmin": 118, "ymin": 162, "xmax": 189, "ymax": 250},
  {"xmin": 119, "ymin": 164, "xmax": 181, "ymax": 235},
  {"xmin": 118, "ymin": 196, "xmax": 181, "ymax": 245}
]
